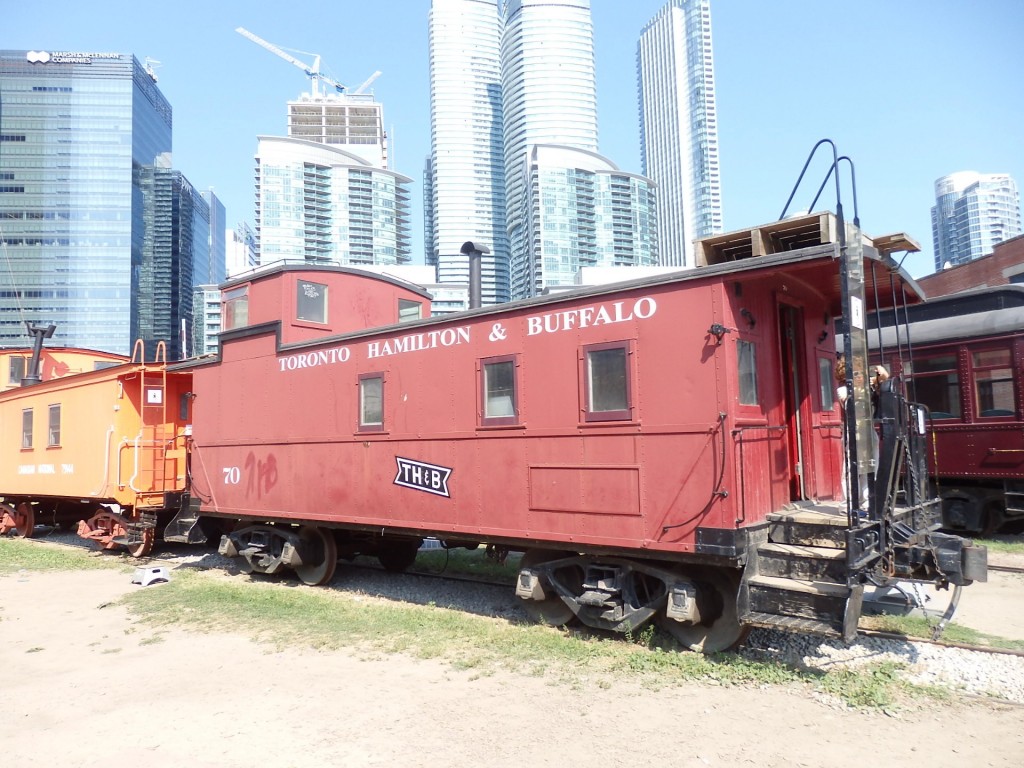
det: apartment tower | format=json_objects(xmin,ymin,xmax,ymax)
[
  {"xmin": 931, "ymin": 171, "xmax": 1022, "ymax": 268},
  {"xmin": 637, "ymin": 0, "xmax": 722, "ymax": 267}
]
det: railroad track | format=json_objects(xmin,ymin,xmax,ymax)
[
  {"xmin": 858, "ymin": 628, "xmax": 1024, "ymax": 658},
  {"xmin": 989, "ymin": 563, "xmax": 1024, "ymax": 575}
]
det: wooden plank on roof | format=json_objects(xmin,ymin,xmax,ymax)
[{"xmin": 872, "ymin": 232, "xmax": 921, "ymax": 256}]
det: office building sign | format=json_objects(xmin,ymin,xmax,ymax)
[{"xmin": 26, "ymin": 51, "xmax": 122, "ymax": 64}]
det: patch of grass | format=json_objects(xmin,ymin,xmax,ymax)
[
  {"xmin": 119, "ymin": 568, "xmax": 946, "ymax": 710},
  {"xmin": 410, "ymin": 547, "xmax": 521, "ymax": 582},
  {"xmin": 816, "ymin": 661, "xmax": 908, "ymax": 709},
  {"xmin": 0, "ymin": 537, "xmax": 125, "ymax": 574},
  {"xmin": 975, "ymin": 536, "xmax": 1024, "ymax": 556}
]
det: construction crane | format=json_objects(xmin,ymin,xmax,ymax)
[
  {"xmin": 236, "ymin": 27, "xmax": 346, "ymax": 97},
  {"xmin": 353, "ymin": 71, "xmax": 382, "ymax": 95}
]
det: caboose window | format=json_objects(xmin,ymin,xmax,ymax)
[
  {"xmin": 359, "ymin": 374, "xmax": 384, "ymax": 432},
  {"xmin": 738, "ymin": 340, "xmax": 758, "ymax": 405},
  {"xmin": 584, "ymin": 342, "xmax": 631, "ymax": 421},
  {"xmin": 482, "ymin": 355, "xmax": 518, "ymax": 425},
  {"xmin": 48, "ymin": 404, "xmax": 61, "ymax": 446},
  {"xmin": 222, "ymin": 286, "xmax": 249, "ymax": 330},
  {"xmin": 21, "ymin": 408, "xmax": 32, "ymax": 449},
  {"xmin": 398, "ymin": 299, "xmax": 422, "ymax": 323},
  {"xmin": 907, "ymin": 355, "xmax": 960, "ymax": 419},
  {"xmin": 973, "ymin": 348, "xmax": 1015, "ymax": 417},
  {"xmin": 296, "ymin": 280, "xmax": 328, "ymax": 324},
  {"xmin": 818, "ymin": 357, "xmax": 835, "ymax": 410},
  {"xmin": 9, "ymin": 355, "xmax": 26, "ymax": 385}
]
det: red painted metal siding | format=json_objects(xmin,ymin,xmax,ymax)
[
  {"xmin": 890, "ymin": 335, "xmax": 1024, "ymax": 483},
  {"xmin": 191, "ymin": 260, "xmax": 846, "ymax": 554},
  {"xmin": 223, "ymin": 267, "xmax": 432, "ymax": 346}
]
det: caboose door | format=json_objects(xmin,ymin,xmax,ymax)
[{"xmin": 778, "ymin": 304, "xmax": 810, "ymax": 501}]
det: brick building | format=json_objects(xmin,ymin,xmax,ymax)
[{"xmin": 917, "ymin": 234, "xmax": 1024, "ymax": 298}]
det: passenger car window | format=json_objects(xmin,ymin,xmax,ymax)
[
  {"xmin": 973, "ymin": 348, "xmax": 1015, "ymax": 417},
  {"xmin": 907, "ymin": 355, "xmax": 960, "ymax": 419}
]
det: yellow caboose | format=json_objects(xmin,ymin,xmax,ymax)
[{"xmin": 0, "ymin": 342, "xmax": 192, "ymax": 556}]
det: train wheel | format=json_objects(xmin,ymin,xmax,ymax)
[
  {"xmin": 377, "ymin": 540, "xmax": 420, "ymax": 573},
  {"xmin": 0, "ymin": 503, "xmax": 16, "ymax": 535},
  {"xmin": 125, "ymin": 527, "xmax": 155, "ymax": 558},
  {"xmin": 78, "ymin": 509, "xmax": 129, "ymax": 551},
  {"xmin": 294, "ymin": 526, "xmax": 338, "ymax": 586},
  {"xmin": 655, "ymin": 568, "xmax": 747, "ymax": 653},
  {"xmin": 980, "ymin": 500, "xmax": 1006, "ymax": 537},
  {"xmin": 14, "ymin": 502, "xmax": 36, "ymax": 538},
  {"xmin": 518, "ymin": 549, "xmax": 578, "ymax": 627}
]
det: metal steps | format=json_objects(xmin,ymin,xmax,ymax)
[
  {"xmin": 740, "ymin": 505, "xmax": 863, "ymax": 642},
  {"xmin": 162, "ymin": 502, "xmax": 208, "ymax": 545}
]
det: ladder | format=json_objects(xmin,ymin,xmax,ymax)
[{"xmin": 129, "ymin": 340, "xmax": 176, "ymax": 500}]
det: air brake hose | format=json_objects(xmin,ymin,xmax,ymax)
[{"xmin": 930, "ymin": 583, "xmax": 962, "ymax": 641}]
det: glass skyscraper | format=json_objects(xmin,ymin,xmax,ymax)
[
  {"xmin": 0, "ymin": 50, "xmax": 173, "ymax": 354},
  {"xmin": 638, "ymin": 0, "xmax": 722, "ymax": 268},
  {"xmin": 255, "ymin": 136, "xmax": 411, "ymax": 266},
  {"xmin": 201, "ymin": 189, "xmax": 227, "ymax": 286},
  {"xmin": 931, "ymin": 171, "xmax": 1022, "ymax": 269},
  {"xmin": 426, "ymin": 0, "xmax": 509, "ymax": 305},
  {"xmin": 137, "ymin": 166, "xmax": 210, "ymax": 361}
]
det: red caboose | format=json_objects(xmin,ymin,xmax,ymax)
[{"xmin": 171, "ymin": 214, "xmax": 985, "ymax": 651}]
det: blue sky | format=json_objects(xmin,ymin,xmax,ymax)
[{"xmin": 7, "ymin": 0, "xmax": 1023, "ymax": 278}]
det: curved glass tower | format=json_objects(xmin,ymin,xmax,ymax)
[
  {"xmin": 426, "ymin": 0, "xmax": 509, "ymax": 304},
  {"xmin": 501, "ymin": 0, "xmax": 598, "ymax": 298}
]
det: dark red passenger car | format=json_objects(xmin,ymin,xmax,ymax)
[{"xmin": 870, "ymin": 286, "xmax": 1024, "ymax": 534}]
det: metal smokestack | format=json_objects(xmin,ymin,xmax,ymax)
[
  {"xmin": 460, "ymin": 241, "xmax": 490, "ymax": 310},
  {"xmin": 21, "ymin": 322, "xmax": 56, "ymax": 387}
]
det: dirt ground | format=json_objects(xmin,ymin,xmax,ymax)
[{"xmin": 2, "ymin": 560, "xmax": 1024, "ymax": 768}]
